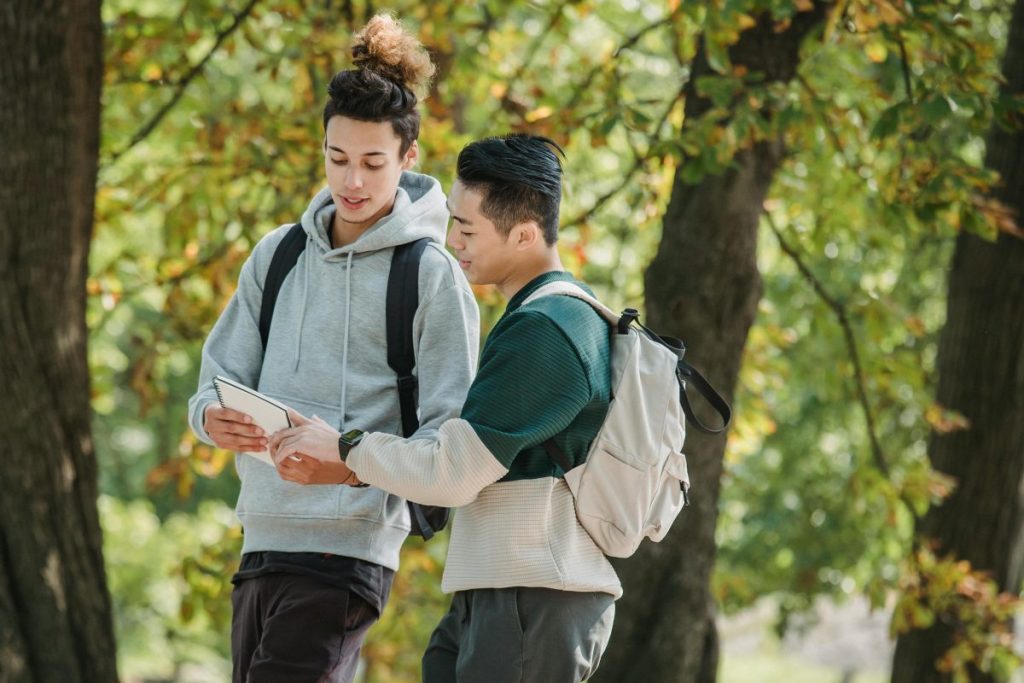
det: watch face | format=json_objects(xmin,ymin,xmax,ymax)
[{"xmin": 341, "ymin": 429, "xmax": 364, "ymax": 445}]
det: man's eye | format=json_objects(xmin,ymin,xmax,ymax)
[
  {"xmin": 366, "ymin": 164, "xmax": 385, "ymax": 170},
  {"xmin": 330, "ymin": 158, "xmax": 347, "ymax": 165}
]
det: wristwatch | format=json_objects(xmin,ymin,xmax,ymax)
[{"xmin": 337, "ymin": 428, "xmax": 365, "ymax": 463}]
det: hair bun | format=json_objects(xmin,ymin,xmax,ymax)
[{"xmin": 351, "ymin": 14, "xmax": 435, "ymax": 97}]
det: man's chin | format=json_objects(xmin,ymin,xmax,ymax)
[{"xmin": 338, "ymin": 211, "xmax": 370, "ymax": 224}]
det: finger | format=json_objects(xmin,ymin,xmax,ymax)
[
  {"xmin": 267, "ymin": 431, "xmax": 286, "ymax": 453},
  {"xmin": 277, "ymin": 434, "xmax": 303, "ymax": 458},
  {"xmin": 276, "ymin": 464, "xmax": 302, "ymax": 483},
  {"xmin": 211, "ymin": 424, "xmax": 266, "ymax": 441},
  {"xmin": 273, "ymin": 441, "xmax": 302, "ymax": 466},
  {"xmin": 229, "ymin": 423, "xmax": 266, "ymax": 438},
  {"xmin": 277, "ymin": 458, "xmax": 312, "ymax": 483},
  {"xmin": 212, "ymin": 433, "xmax": 268, "ymax": 452},
  {"xmin": 234, "ymin": 440, "xmax": 269, "ymax": 452},
  {"xmin": 276, "ymin": 453, "xmax": 301, "ymax": 472},
  {"xmin": 268, "ymin": 426, "xmax": 307, "ymax": 452},
  {"xmin": 208, "ymin": 418, "xmax": 265, "ymax": 441},
  {"xmin": 207, "ymin": 405, "xmax": 255, "ymax": 425}
]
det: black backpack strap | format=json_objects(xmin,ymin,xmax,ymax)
[
  {"xmin": 386, "ymin": 238, "xmax": 449, "ymax": 541},
  {"xmin": 409, "ymin": 504, "xmax": 434, "ymax": 539},
  {"xmin": 259, "ymin": 223, "xmax": 307, "ymax": 352},
  {"xmin": 386, "ymin": 237, "xmax": 432, "ymax": 438},
  {"xmin": 677, "ymin": 360, "xmax": 732, "ymax": 434}
]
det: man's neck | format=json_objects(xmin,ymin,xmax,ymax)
[
  {"xmin": 498, "ymin": 251, "xmax": 565, "ymax": 300},
  {"xmin": 330, "ymin": 197, "xmax": 396, "ymax": 248},
  {"xmin": 330, "ymin": 215, "xmax": 373, "ymax": 249}
]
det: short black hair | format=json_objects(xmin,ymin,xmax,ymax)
[{"xmin": 456, "ymin": 134, "xmax": 565, "ymax": 245}]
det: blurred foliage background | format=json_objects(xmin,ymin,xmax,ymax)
[{"xmin": 91, "ymin": 0, "xmax": 1022, "ymax": 680}]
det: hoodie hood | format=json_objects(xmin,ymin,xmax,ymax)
[{"xmin": 300, "ymin": 171, "xmax": 449, "ymax": 257}]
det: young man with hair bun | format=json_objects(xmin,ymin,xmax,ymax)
[{"xmin": 188, "ymin": 15, "xmax": 479, "ymax": 683}]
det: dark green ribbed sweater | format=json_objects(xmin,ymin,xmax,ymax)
[
  {"xmin": 460, "ymin": 271, "xmax": 612, "ymax": 481},
  {"xmin": 348, "ymin": 270, "xmax": 623, "ymax": 595}
]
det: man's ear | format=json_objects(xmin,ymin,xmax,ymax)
[
  {"xmin": 401, "ymin": 141, "xmax": 419, "ymax": 170},
  {"xmin": 511, "ymin": 221, "xmax": 543, "ymax": 250}
]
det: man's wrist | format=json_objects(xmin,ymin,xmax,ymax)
[
  {"xmin": 342, "ymin": 470, "xmax": 369, "ymax": 487},
  {"xmin": 337, "ymin": 429, "xmax": 365, "ymax": 462}
]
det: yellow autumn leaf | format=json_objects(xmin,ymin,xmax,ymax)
[
  {"xmin": 142, "ymin": 63, "xmax": 162, "ymax": 81},
  {"xmin": 736, "ymin": 14, "xmax": 757, "ymax": 31},
  {"xmin": 278, "ymin": 126, "xmax": 311, "ymax": 142},
  {"xmin": 924, "ymin": 403, "xmax": 971, "ymax": 434},
  {"xmin": 525, "ymin": 105, "xmax": 554, "ymax": 122},
  {"xmin": 877, "ymin": 0, "xmax": 905, "ymax": 25},
  {"xmin": 904, "ymin": 315, "xmax": 925, "ymax": 337},
  {"xmin": 865, "ymin": 41, "xmax": 888, "ymax": 63},
  {"xmin": 927, "ymin": 471, "xmax": 957, "ymax": 501}
]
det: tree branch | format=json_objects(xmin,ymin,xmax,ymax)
[
  {"xmin": 795, "ymin": 73, "xmax": 849, "ymax": 158},
  {"xmin": 896, "ymin": 29, "xmax": 915, "ymax": 104},
  {"xmin": 498, "ymin": 0, "xmax": 574, "ymax": 115},
  {"xmin": 565, "ymin": 12, "xmax": 679, "ymax": 113},
  {"xmin": 763, "ymin": 211, "xmax": 891, "ymax": 480},
  {"xmin": 562, "ymin": 91, "xmax": 682, "ymax": 230},
  {"xmin": 89, "ymin": 240, "xmax": 234, "ymax": 334},
  {"xmin": 104, "ymin": 0, "xmax": 261, "ymax": 165}
]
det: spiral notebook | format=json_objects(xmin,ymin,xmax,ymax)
[{"xmin": 213, "ymin": 375, "xmax": 293, "ymax": 466}]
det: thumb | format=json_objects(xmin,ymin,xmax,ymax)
[{"xmin": 288, "ymin": 410, "xmax": 311, "ymax": 427}]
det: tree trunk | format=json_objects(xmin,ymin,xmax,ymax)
[
  {"xmin": 891, "ymin": 1, "xmax": 1024, "ymax": 681},
  {"xmin": 594, "ymin": 7, "xmax": 828, "ymax": 683},
  {"xmin": 0, "ymin": 1, "xmax": 116, "ymax": 682}
]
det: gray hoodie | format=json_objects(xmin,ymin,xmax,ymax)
[{"xmin": 188, "ymin": 171, "xmax": 480, "ymax": 570}]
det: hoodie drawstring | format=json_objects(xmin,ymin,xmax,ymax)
[{"xmin": 338, "ymin": 251, "xmax": 354, "ymax": 428}]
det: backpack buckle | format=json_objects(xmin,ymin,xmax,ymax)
[
  {"xmin": 396, "ymin": 374, "xmax": 418, "ymax": 392},
  {"xmin": 617, "ymin": 308, "xmax": 639, "ymax": 334}
]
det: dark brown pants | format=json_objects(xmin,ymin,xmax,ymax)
[{"xmin": 231, "ymin": 573, "xmax": 377, "ymax": 683}]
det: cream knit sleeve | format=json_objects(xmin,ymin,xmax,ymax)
[{"xmin": 347, "ymin": 418, "xmax": 508, "ymax": 507}]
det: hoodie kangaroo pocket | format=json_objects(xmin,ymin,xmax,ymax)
[
  {"xmin": 236, "ymin": 452, "xmax": 389, "ymax": 521},
  {"xmin": 234, "ymin": 395, "xmax": 387, "ymax": 522}
]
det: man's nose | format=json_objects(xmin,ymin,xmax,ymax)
[
  {"xmin": 446, "ymin": 227, "xmax": 460, "ymax": 250},
  {"xmin": 345, "ymin": 168, "xmax": 363, "ymax": 189}
]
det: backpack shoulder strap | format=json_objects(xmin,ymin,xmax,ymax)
[
  {"xmin": 521, "ymin": 280, "xmax": 620, "ymax": 324},
  {"xmin": 386, "ymin": 237, "xmax": 432, "ymax": 438},
  {"xmin": 259, "ymin": 223, "xmax": 307, "ymax": 352}
]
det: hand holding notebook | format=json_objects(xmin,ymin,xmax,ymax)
[{"xmin": 212, "ymin": 375, "xmax": 293, "ymax": 466}]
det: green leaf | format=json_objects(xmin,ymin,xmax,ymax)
[{"xmin": 872, "ymin": 102, "xmax": 908, "ymax": 139}]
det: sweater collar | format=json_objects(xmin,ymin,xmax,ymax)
[{"xmin": 505, "ymin": 270, "xmax": 578, "ymax": 313}]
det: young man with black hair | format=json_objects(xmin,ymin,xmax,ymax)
[
  {"xmin": 187, "ymin": 16, "xmax": 479, "ymax": 683},
  {"xmin": 270, "ymin": 133, "xmax": 619, "ymax": 682}
]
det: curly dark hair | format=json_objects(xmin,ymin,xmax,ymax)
[{"xmin": 322, "ymin": 14, "xmax": 435, "ymax": 155}]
